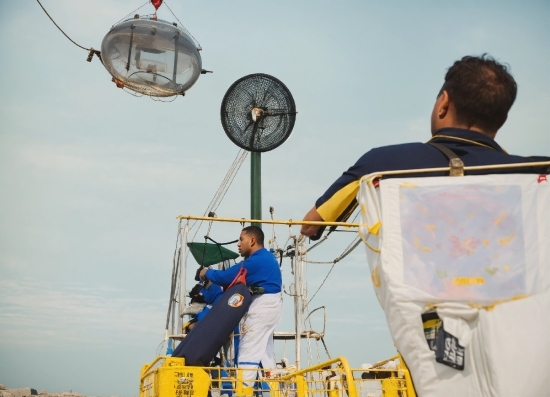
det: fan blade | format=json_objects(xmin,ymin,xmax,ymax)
[
  {"xmin": 249, "ymin": 122, "xmax": 259, "ymax": 149},
  {"xmin": 245, "ymin": 90, "xmax": 257, "ymax": 107},
  {"xmin": 264, "ymin": 109, "xmax": 297, "ymax": 117},
  {"xmin": 243, "ymin": 119, "xmax": 254, "ymax": 134},
  {"xmin": 260, "ymin": 80, "xmax": 276, "ymax": 104}
]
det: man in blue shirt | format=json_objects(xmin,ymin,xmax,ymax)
[
  {"xmin": 200, "ymin": 226, "xmax": 283, "ymax": 392},
  {"xmin": 301, "ymin": 54, "xmax": 550, "ymax": 239}
]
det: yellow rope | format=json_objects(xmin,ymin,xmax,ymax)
[{"xmin": 358, "ymin": 230, "xmax": 380, "ymax": 253}]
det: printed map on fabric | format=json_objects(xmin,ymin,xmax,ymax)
[{"xmin": 399, "ymin": 184, "xmax": 528, "ymax": 302}]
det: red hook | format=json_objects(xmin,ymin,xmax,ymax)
[{"xmin": 151, "ymin": 0, "xmax": 163, "ymax": 10}]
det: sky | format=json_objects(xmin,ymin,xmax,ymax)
[{"xmin": 0, "ymin": 0, "xmax": 548, "ymax": 396}]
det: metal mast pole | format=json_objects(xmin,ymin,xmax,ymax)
[
  {"xmin": 251, "ymin": 151, "xmax": 262, "ymax": 226},
  {"xmin": 294, "ymin": 246, "xmax": 303, "ymax": 370},
  {"xmin": 177, "ymin": 222, "xmax": 189, "ymax": 334}
]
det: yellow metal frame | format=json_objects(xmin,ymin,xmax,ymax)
[
  {"xmin": 176, "ymin": 215, "xmax": 361, "ymax": 228},
  {"xmin": 140, "ymin": 356, "xmax": 211, "ymax": 397},
  {"xmin": 360, "ymin": 160, "xmax": 550, "ymax": 186},
  {"xmin": 139, "ymin": 355, "xmax": 417, "ymax": 397}
]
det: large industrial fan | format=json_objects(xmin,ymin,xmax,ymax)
[{"xmin": 221, "ymin": 74, "xmax": 297, "ymax": 222}]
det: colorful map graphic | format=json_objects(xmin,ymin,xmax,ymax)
[{"xmin": 399, "ymin": 184, "xmax": 528, "ymax": 301}]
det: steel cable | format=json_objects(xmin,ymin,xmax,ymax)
[{"xmin": 36, "ymin": 0, "xmax": 90, "ymax": 51}]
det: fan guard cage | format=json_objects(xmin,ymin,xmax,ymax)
[{"xmin": 221, "ymin": 74, "xmax": 296, "ymax": 152}]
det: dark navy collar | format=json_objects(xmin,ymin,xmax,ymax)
[{"xmin": 429, "ymin": 128, "xmax": 506, "ymax": 153}]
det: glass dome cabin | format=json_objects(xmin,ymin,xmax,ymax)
[{"xmin": 101, "ymin": 17, "xmax": 202, "ymax": 97}]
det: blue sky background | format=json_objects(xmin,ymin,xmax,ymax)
[{"xmin": 0, "ymin": 1, "xmax": 548, "ymax": 395}]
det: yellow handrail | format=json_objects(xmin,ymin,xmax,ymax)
[
  {"xmin": 279, "ymin": 356, "xmax": 359, "ymax": 397},
  {"xmin": 176, "ymin": 215, "xmax": 361, "ymax": 227},
  {"xmin": 141, "ymin": 355, "xmax": 167, "ymax": 376},
  {"xmin": 361, "ymin": 161, "xmax": 550, "ymax": 185},
  {"xmin": 397, "ymin": 353, "xmax": 417, "ymax": 397}
]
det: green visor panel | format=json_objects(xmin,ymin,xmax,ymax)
[{"xmin": 187, "ymin": 242, "xmax": 239, "ymax": 267}]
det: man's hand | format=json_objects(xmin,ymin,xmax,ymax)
[
  {"xmin": 194, "ymin": 267, "xmax": 203, "ymax": 281},
  {"xmin": 199, "ymin": 268, "xmax": 208, "ymax": 281},
  {"xmin": 189, "ymin": 283, "xmax": 203, "ymax": 298},
  {"xmin": 300, "ymin": 206, "xmax": 323, "ymax": 237}
]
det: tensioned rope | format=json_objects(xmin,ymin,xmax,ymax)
[
  {"xmin": 189, "ymin": 149, "xmax": 248, "ymax": 239},
  {"xmin": 303, "ymin": 209, "xmax": 360, "ymax": 261},
  {"xmin": 163, "ymin": 1, "xmax": 202, "ymax": 49},
  {"xmin": 36, "ymin": 0, "xmax": 90, "ymax": 51},
  {"xmin": 36, "ymin": 0, "xmax": 102, "ymax": 62},
  {"xmin": 304, "ymin": 235, "xmax": 362, "ymax": 307},
  {"xmin": 182, "ymin": 149, "xmax": 248, "ymax": 277},
  {"xmin": 304, "ymin": 208, "xmax": 360, "ymax": 254},
  {"xmin": 212, "ymin": 150, "xmax": 248, "ymax": 212},
  {"xmin": 166, "ymin": 224, "xmax": 183, "ymax": 331},
  {"xmin": 111, "ymin": 1, "xmax": 150, "ymax": 27},
  {"xmin": 174, "ymin": 149, "xmax": 248, "ymax": 323}
]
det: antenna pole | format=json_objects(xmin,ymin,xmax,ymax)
[
  {"xmin": 251, "ymin": 151, "xmax": 262, "ymax": 227},
  {"xmin": 294, "ymin": 247, "xmax": 303, "ymax": 369},
  {"xmin": 177, "ymin": 222, "xmax": 189, "ymax": 334}
]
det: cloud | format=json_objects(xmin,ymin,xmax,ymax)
[
  {"xmin": 8, "ymin": 141, "xmax": 216, "ymax": 190},
  {"xmin": 0, "ymin": 278, "xmax": 165, "ymax": 348}
]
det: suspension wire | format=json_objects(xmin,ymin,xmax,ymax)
[
  {"xmin": 183, "ymin": 150, "xmax": 247, "ymax": 287},
  {"xmin": 304, "ymin": 208, "xmax": 361, "ymax": 258},
  {"xmin": 320, "ymin": 337, "xmax": 331, "ymax": 359},
  {"xmin": 194, "ymin": 149, "xmax": 244, "ymax": 226},
  {"xmin": 304, "ymin": 209, "xmax": 360, "ymax": 253},
  {"xmin": 111, "ymin": 1, "xmax": 150, "ymax": 27},
  {"xmin": 305, "ymin": 262, "xmax": 335, "ymax": 307},
  {"xmin": 212, "ymin": 150, "xmax": 248, "ymax": 212},
  {"xmin": 304, "ymin": 236, "xmax": 362, "ymax": 306},
  {"xmin": 163, "ymin": 1, "xmax": 202, "ymax": 48},
  {"xmin": 166, "ymin": 221, "xmax": 183, "ymax": 331},
  {"xmin": 122, "ymin": 88, "xmax": 144, "ymax": 97},
  {"xmin": 36, "ymin": 0, "xmax": 91, "ymax": 51},
  {"xmin": 303, "ymin": 235, "xmax": 361, "ymax": 265},
  {"xmin": 303, "ymin": 250, "xmax": 314, "ymax": 366},
  {"xmin": 150, "ymin": 94, "xmax": 178, "ymax": 102},
  {"xmin": 305, "ymin": 234, "xmax": 329, "ymax": 253},
  {"xmin": 269, "ymin": 206, "xmax": 280, "ymax": 251},
  {"xmin": 189, "ymin": 149, "xmax": 248, "ymax": 242}
]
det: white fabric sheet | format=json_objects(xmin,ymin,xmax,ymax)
[{"xmin": 358, "ymin": 173, "xmax": 550, "ymax": 397}]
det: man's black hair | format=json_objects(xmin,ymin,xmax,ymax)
[
  {"xmin": 440, "ymin": 54, "xmax": 517, "ymax": 133},
  {"xmin": 242, "ymin": 226, "xmax": 264, "ymax": 245}
]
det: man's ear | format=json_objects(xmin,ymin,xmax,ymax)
[
  {"xmin": 250, "ymin": 236, "xmax": 256, "ymax": 247},
  {"xmin": 437, "ymin": 90, "xmax": 450, "ymax": 119}
]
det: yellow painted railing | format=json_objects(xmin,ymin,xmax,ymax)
[
  {"xmin": 139, "ymin": 355, "xmax": 417, "ymax": 397},
  {"xmin": 177, "ymin": 215, "xmax": 360, "ymax": 228}
]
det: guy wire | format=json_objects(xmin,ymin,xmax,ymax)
[
  {"xmin": 36, "ymin": 0, "xmax": 91, "ymax": 51},
  {"xmin": 189, "ymin": 149, "xmax": 248, "ymax": 243},
  {"xmin": 111, "ymin": 1, "xmax": 149, "ymax": 27},
  {"xmin": 163, "ymin": 1, "xmax": 202, "ymax": 48}
]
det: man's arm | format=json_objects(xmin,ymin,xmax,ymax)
[
  {"xmin": 202, "ymin": 265, "xmax": 240, "ymax": 287},
  {"xmin": 300, "ymin": 206, "xmax": 323, "ymax": 237},
  {"xmin": 301, "ymin": 149, "xmax": 377, "ymax": 238}
]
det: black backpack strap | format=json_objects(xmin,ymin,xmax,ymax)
[{"xmin": 427, "ymin": 142, "xmax": 464, "ymax": 176}]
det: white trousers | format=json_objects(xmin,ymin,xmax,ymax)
[{"xmin": 238, "ymin": 292, "xmax": 283, "ymax": 386}]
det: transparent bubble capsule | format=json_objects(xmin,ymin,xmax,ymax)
[{"xmin": 101, "ymin": 17, "xmax": 202, "ymax": 97}]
